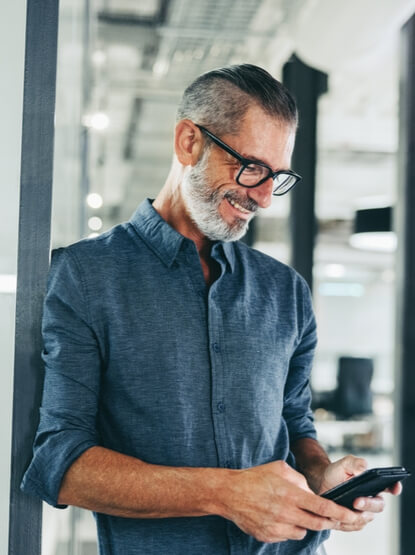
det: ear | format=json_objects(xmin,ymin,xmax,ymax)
[{"xmin": 174, "ymin": 119, "xmax": 204, "ymax": 167}]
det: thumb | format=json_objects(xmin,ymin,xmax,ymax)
[{"xmin": 341, "ymin": 455, "xmax": 368, "ymax": 477}]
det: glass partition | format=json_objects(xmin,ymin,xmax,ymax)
[
  {"xmin": 311, "ymin": 36, "xmax": 400, "ymax": 555},
  {"xmin": 42, "ymin": 0, "xmax": 95, "ymax": 553},
  {"xmin": 44, "ymin": 1, "xmax": 404, "ymax": 553},
  {"xmin": 0, "ymin": 2, "xmax": 27, "ymax": 552}
]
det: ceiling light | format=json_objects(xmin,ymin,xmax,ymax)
[
  {"xmin": 82, "ymin": 112, "xmax": 110, "ymax": 131},
  {"xmin": 88, "ymin": 216, "xmax": 103, "ymax": 231},
  {"xmin": 87, "ymin": 193, "xmax": 103, "ymax": 209},
  {"xmin": 349, "ymin": 206, "xmax": 396, "ymax": 252},
  {"xmin": 324, "ymin": 264, "xmax": 346, "ymax": 278}
]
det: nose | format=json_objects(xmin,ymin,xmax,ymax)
[{"xmin": 247, "ymin": 177, "xmax": 273, "ymax": 209}]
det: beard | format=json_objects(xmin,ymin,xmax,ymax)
[{"xmin": 181, "ymin": 148, "xmax": 258, "ymax": 242}]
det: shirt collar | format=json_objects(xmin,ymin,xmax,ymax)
[
  {"xmin": 129, "ymin": 198, "xmax": 235, "ymax": 272},
  {"xmin": 216, "ymin": 241, "xmax": 235, "ymax": 273},
  {"xmin": 129, "ymin": 199, "xmax": 185, "ymax": 267}
]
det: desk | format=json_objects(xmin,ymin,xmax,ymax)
[{"xmin": 315, "ymin": 413, "xmax": 393, "ymax": 453}]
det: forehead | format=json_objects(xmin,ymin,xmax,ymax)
[{"xmin": 224, "ymin": 106, "xmax": 296, "ymax": 168}]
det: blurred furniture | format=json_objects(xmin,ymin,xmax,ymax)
[
  {"xmin": 334, "ymin": 356, "xmax": 373, "ymax": 418},
  {"xmin": 312, "ymin": 356, "xmax": 374, "ymax": 419},
  {"xmin": 311, "ymin": 356, "xmax": 392, "ymax": 453}
]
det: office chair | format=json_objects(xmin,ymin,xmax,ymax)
[
  {"xmin": 312, "ymin": 356, "xmax": 374, "ymax": 420},
  {"xmin": 334, "ymin": 356, "xmax": 373, "ymax": 419}
]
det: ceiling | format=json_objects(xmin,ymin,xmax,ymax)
[{"xmin": 54, "ymin": 0, "xmax": 415, "ymax": 279}]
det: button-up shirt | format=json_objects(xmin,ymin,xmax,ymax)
[{"xmin": 22, "ymin": 199, "xmax": 328, "ymax": 554}]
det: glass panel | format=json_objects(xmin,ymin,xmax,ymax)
[
  {"xmin": 45, "ymin": 1, "xmax": 403, "ymax": 553},
  {"xmin": 42, "ymin": 0, "xmax": 96, "ymax": 553},
  {"xmin": 311, "ymin": 34, "xmax": 399, "ymax": 555},
  {"xmin": 0, "ymin": 2, "xmax": 27, "ymax": 552}
]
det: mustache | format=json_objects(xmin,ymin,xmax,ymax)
[{"xmin": 224, "ymin": 190, "xmax": 258, "ymax": 213}]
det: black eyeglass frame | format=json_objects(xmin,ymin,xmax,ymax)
[{"xmin": 196, "ymin": 124, "xmax": 302, "ymax": 195}]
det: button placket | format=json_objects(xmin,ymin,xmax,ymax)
[{"xmin": 208, "ymin": 279, "xmax": 234, "ymax": 472}]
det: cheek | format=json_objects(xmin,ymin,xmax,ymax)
[{"xmin": 206, "ymin": 153, "xmax": 238, "ymax": 185}]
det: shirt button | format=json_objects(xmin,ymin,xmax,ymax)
[
  {"xmin": 217, "ymin": 401, "xmax": 225, "ymax": 413},
  {"xmin": 212, "ymin": 342, "xmax": 220, "ymax": 353}
]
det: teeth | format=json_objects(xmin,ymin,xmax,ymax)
[{"xmin": 228, "ymin": 198, "xmax": 251, "ymax": 214}]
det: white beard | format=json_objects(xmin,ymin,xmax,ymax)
[{"xmin": 181, "ymin": 149, "xmax": 257, "ymax": 242}]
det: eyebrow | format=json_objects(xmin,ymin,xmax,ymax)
[
  {"xmin": 198, "ymin": 124, "xmax": 283, "ymax": 172},
  {"xmin": 243, "ymin": 154, "xmax": 272, "ymax": 167},
  {"xmin": 223, "ymin": 144, "xmax": 274, "ymax": 170}
]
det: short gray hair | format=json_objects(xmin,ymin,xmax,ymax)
[{"xmin": 176, "ymin": 64, "xmax": 298, "ymax": 136}]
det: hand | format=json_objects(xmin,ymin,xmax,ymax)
[
  {"xmin": 318, "ymin": 455, "xmax": 402, "ymax": 532},
  {"xmin": 217, "ymin": 460, "xmax": 366, "ymax": 543}
]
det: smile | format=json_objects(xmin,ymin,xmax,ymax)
[{"xmin": 227, "ymin": 197, "xmax": 253, "ymax": 215}]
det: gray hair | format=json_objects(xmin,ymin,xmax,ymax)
[{"xmin": 176, "ymin": 64, "xmax": 298, "ymax": 136}]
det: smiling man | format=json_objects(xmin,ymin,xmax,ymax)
[{"xmin": 22, "ymin": 64, "xmax": 399, "ymax": 555}]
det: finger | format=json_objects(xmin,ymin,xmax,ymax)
[
  {"xmin": 256, "ymin": 523, "xmax": 308, "ymax": 543},
  {"xmin": 268, "ymin": 497, "xmax": 336, "ymax": 532},
  {"xmin": 353, "ymin": 495, "xmax": 385, "ymax": 513},
  {"xmin": 294, "ymin": 508, "xmax": 338, "ymax": 532},
  {"xmin": 341, "ymin": 455, "xmax": 368, "ymax": 478},
  {"xmin": 299, "ymin": 491, "xmax": 362, "ymax": 526},
  {"xmin": 386, "ymin": 481, "xmax": 402, "ymax": 495},
  {"xmin": 334, "ymin": 512, "xmax": 375, "ymax": 532},
  {"xmin": 271, "ymin": 523, "xmax": 308, "ymax": 542}
]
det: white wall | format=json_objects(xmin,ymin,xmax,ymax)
[
  {"xmin": 0, "ymin": 1, "xmax": 27, "ymax": 551},
  {"xmin": 313, "ymin": 278, "xmax": 395, "ymax": 392}
]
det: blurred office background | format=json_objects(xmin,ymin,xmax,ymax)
[{"xmin": 2, "ymin": 1, "xmax": 415, "ymax": 554}]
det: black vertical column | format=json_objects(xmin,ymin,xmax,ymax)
[
  {"xmin": 283, "ymin": 55, "xmax": 328, "ymax": 291},
  {"xmin": 396, "ymin": 13, "xmax": 415, "ymax": 555},
  {"xmin": 8, "ymin": 1, "xmax": 59, "ymax": 554}
]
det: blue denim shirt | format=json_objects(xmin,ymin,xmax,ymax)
[{"xmin": 22, "ymin": 199, "xmax": 328, "ymax": 554}]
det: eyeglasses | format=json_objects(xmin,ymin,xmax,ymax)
[{"xmin": 196, "ymin": 124, "xmax": 301, "ymax": 196}]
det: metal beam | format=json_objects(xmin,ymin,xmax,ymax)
[
  {"xmin": 8, "ymin": 1, "xmax": 59, "ymax": 553},
  {"xmin": 97, "ymin": 0, "xmax": 171, "ymax": 27},
  {"xmin": 283, "ymin": 55, "xmax": 328, "ymax": 291}
]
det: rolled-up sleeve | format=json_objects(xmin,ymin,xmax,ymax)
[
  {"xmin": 21, "ymin": 247, "xmax": 101, "ymax": 507},
  {"xmin": 283, "ymin": 277, "xmax": 317, "ymax": 444}
]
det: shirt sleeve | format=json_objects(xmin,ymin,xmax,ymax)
[
  {"xmin": 282, "ymin": 276, "xmax": 317, "ymax": 444},
  {"xmin": 21, "ymin": 247, "xmax": 101, "ymax": 507}
]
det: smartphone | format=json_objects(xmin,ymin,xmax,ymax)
[{"xmin": 321, "ymin": 466, "xmax": 411, "ymax": 509}]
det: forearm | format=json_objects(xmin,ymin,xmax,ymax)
[
  {"xmin": 58, "ymin": 446, "xmax": 231, "ymax": 518},
  {"xmin": 291, "ymin": 437, "xmax": 331, "ymax": 494},
  {"xmin": 58, "ymin": 445, "xmax": 363, "ymax": 541}
]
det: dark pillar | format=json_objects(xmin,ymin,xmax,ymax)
[
  {"xmin": 396, "ymin": 13, "xmax": 415, "ymax": 555},
  {"xmin": 8, "ymin": 1, "xmax": 59, "ymax": 554},
  {"xmin": 283, "ymin": 55, "xmax": 328, "ymax": 291}
]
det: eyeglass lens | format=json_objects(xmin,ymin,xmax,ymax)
[{"xmin": 238, "ymin": 164, "xmax": 297, "ymax": 194}]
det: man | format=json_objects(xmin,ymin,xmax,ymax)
[{"xmin": 22, "ymin": 64, "xmax": 400, "ymax": 554}]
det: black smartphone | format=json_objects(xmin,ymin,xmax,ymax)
[{"xmin": 321, "ymin": 466, "xmax": 411, "ymax": 509}]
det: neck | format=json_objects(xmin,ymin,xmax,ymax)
[
  {"xmin": 153, "ymin": 164, "xmax": 220, "ymax": 286},
  {"xmin": 153, "ymin": 165, "xmax": 212, "ymax": 258}
]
